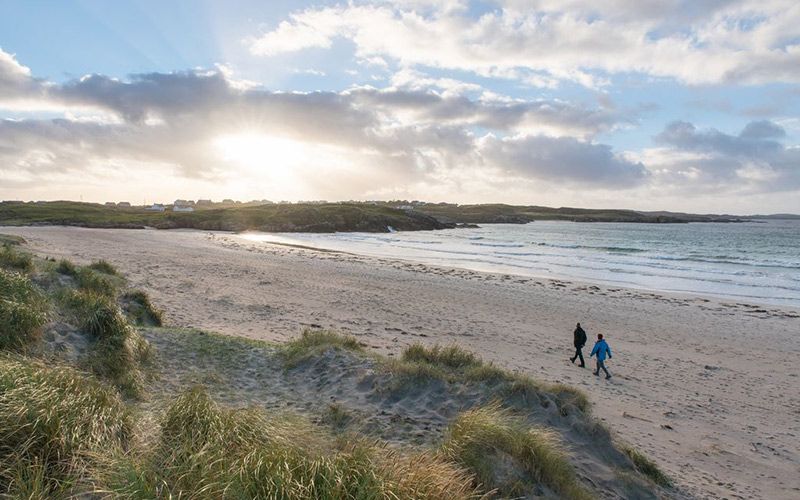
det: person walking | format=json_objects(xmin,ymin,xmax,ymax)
[
  {"xmin": 570, "ymin": 322, "xmax": 587, "ymax": 367},
  {"xmin": 590, "ymin": 333, "xmax": 612, "ymax": 379}
]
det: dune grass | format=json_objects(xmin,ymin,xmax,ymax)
[
  {"xmin": 88, "ymin": 259, "xmax": 119, "ymax": 276},
  {"xmin": 0, "ymin": 244, "xmax": 34, "ymax": 272},
  {"xmin": 75, "ymin": 267, "xmax": 117, "ymax": 296},
  {"xmin": 622, "ymin": 445, "xmax": 672, "ymax": 488},
  {"xmin": 105, "ymin": 387, "xmax": 480, "ymax": 499},
  {"xmin": 0, "ymin": 354, "xmax": 132, "ymax": 497},
  {"xmin": 63, "ymin": 290, "xmax": 152, "ymax": 398},
  {"xmin": 280, "ymin": 329, "xmax": 364, "ymax": 368},
  {"xmin": 394, "ymin": 343, "xmax": 590, "ymax": 414},
  {"xmin": 55, "ymin": 258, "xmax": 78, "ymax": 276},
  {"xmin": 0, "ymin": 234, "xmax": 25, "ymax": 246},
  {"xmin": 122, "ymin": 290, "xmax": 163, "ymax": 326},
  {"xmin": 0, "ymin": 268, "xmax": 49, "ymax": 351},
  {"xmin": 441, "ymin": 403, "xmax": 590, "ymax": 500}
]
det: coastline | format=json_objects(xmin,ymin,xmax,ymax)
[{"xmin": 3, "ymin": 225, "xmax": 799, "ymax": 499}]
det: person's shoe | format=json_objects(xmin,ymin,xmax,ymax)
[
  {"xmin": 579, "ymin": 364, "xmax": 586, "ymax": 368},
  {"xmin": 606, "ymin": 374, "xmax": 612, "ymax": 380},
  {"xmin": 569, "ymin": 357, "xmax": 575, "ymax": 364},
  {"xmin": 593, "ymin": 371, "xmax": 599, "ymax": 376}
]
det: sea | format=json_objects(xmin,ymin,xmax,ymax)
[{"xmin": 240, "ymin": 220, "xmax": 800, "ymax": 308}]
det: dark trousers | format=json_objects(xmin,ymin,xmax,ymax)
[
  {"xmin": 571, "ymin": 347, "xmax": 585, "ymax": 366},
  {"xmin": 595, "ymin": 360, "xmax": 610, "ymax": 377}
]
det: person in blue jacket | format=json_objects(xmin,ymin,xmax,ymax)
[{"xmin": 589, "ymin": 333, "xmax": 612, "ymax": 379}]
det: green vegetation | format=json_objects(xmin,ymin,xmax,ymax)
[
  {"xmin": 0, "ymin": 234, "xmax": 25, "ymax": 246},
  {"xmin": 75, "ymin": 267, "xmax": 118, "ymax": 296},
  {"xmin": 0, "ymin": 201, "xmax": 449, "ymax": 232},
  {"xmin": 280, "ymin": 329, "xmax": 363, "ymax": 367},
  {"xmin": 0, "ymin": 355, "xmax": 131, "ymax": 497},
  {"xmin": 0, "ymin": 244, "xmax": 33, "ymax": 272},
  {"xmin": 105, "ymin": 387, "xmax": 477, "ymax": 499},
  {"xmin": 64, "ymin": 290, "xmax": 152, "ymax": 398},
  {"xmin": 0, "ymin": 269, "xmax": 49, "ymax": 351},
  {"xmin": 412, "ymin": 202, "xmax": 742, "ymax": 224},
  {"xmin": 55, "ymin": 258, "xmax": 78, "ymax": 276},
  {"xmin": 88, "ymin": 259, "xmax": 119, "ymax": 275},
  {"xmin": 394, "ymin": 343, "xmax": 590, "ymax": 414},
  {"xmin": 123, "ymin": 290, "xmax": 163, "ymax": 326},
  {"xmin": 622, "ymin": 445, "xmax": 672, "ymax": 488},
  {"xmin": 442, "ymin": 403, "xmax": 590, "ymax": 499}
]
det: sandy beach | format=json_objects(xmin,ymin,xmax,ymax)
[{"xmin": 3, "ymin": 226, "xmax": 799, "ymax": 499}]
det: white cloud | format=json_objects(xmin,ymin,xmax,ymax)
[{"xmin": 246, "ymin": 1, "xmax": 800, "ymax": 86}]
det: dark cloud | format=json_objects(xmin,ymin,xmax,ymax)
[
  {"xmin": 481, "ymin": 135, "xmax": 648, "ymax": 187},
  {"xmin": 654, "ymin": 120, "xmax": 800, "ymax": 190}
]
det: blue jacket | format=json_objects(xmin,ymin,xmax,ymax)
[{"xmin": 590, "ymin": 339, "xmax": 612, "ymax": 361}]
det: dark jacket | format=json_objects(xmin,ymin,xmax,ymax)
[{"xmin": 573, "ymin": 326, "xmax": 587, "ymax": 348}]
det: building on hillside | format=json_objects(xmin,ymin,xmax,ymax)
[
  {"xmin": 117, "ymin": 202, "xmax": 131, "ymax": 207},
  {"xmin": 146, "ymin": 204, "xmax": 165, "ymax": 212},
  {"xmin": 172, "ymin": 205, "xmax": 194, "ymax": 212},
  {"xmin": 196, "ymin": 199, "xmax": 213, "ymax": 206},
  {"xmin": 105, "ymin": 202, "xmax": 116, "ymax": 206}
]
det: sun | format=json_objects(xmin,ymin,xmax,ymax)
[{"xmin": 213, "ymin": 132, "xmax": 309, "ymax": 172}]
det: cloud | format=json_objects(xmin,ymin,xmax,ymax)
[
  {"xmin": 480, "ymin": 134, "xmax": 649, "ymax": 187},
  {"xmin": 246, "ymin": 1, "xmax": 800, "ymax": 87},
  {"xmin": 650, "ymin": 119, "xmax": 800, "ymax": 191},
  {"xmin": 1, "ymin": 47, "xmax": 796, "ymax": 209}
]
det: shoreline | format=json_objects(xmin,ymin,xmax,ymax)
[
  {"xmin": 235, "ymin": 229, "xmax": 800, "ymax": 312},
  {"xmin": 2, "ymin": 226, "xmax": 799, "ymax": 499}
]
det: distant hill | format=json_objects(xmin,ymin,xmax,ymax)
[
  {"xmin": 4, "ymin": 201, "xmax": 792, "ymax": 232},
  {"xmin": 745, "ymin": 213, "xmax": 800, "ymax": 220},
  {"xmin": 410, "ymin": 203, "xmax": 745, "ymax": 224},
  {"xmin": 0, "ymin": 201, "xmax": 451, "ymax": 232}
]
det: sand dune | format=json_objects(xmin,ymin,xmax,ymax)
[{"xmin": 3, "ymin": 226, "xmax": 799, "ymax": 499}]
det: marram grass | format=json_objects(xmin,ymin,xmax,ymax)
[
  {"xmin": 441, "ymin": 403, "xmax": 591, "ymax": 500},
  {"xmin": 105, "ymin": 387, "xmax": 481, "ymax": 499},
  {"xmin": 0, "ymin": 354, "xmax": 131, "ymax": 497},
  {"xmin": 63, "ymin": 289, "xmax": 152, "ymax": 398},
  {"xmin": 0, "ymin": 268, "xmax": 49, "ymax": 351}
]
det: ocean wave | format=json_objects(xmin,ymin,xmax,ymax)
[
  {"xmin": 470, "ymin": 241, "xmax": 526, "ymax": 248},
  {"xmin": 533, "ymin": 242, "xmax": 647, "ymax": 253}
]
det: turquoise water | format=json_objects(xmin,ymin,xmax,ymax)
[{"xmin": 241, "ymin": 220, "xmax": 800, "ymax": 308}]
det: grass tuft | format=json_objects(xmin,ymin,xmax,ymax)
[
  {"xmin": 0, "ymin": 244, "xmax": 34, "ymax": 272},
  {"xmin": 55, "ymin": 258, "xmax": 78, "ymax": 276},
  {"xmin": 402, "ymin": 343, "xmax": 480, "ymax": 369},
  {"xmin": 441, "ymin": 403, "xmax": 590, "ymax": 500},
  {"xmin": 622, "ymin": 445, "xmax": 672, "ymax": 488},
  {"xmin": 0, "ymin": 268, "xmax": 49, "ymax": 351},
  {"xmin": 0, "ymin": 234, "xmax": 26, "ymax": 246},
  {"xmin": 280, "ymin": 329, "xmax": 363, "ymax": 368},
  {"xmin": 392, "ymin": 343, "xmax": 591, "ymax": 414},
  {"xmin": 0, "ymin": 354, "xmax": 132, "ymax": 496},
  {"xmin": 75, "ymin": 267, "xmax": 116, "ymax": 296},
  {"xmin": 88, "ymin": 259, "xmax": 119, "ymax": 275},
  {"xmin": 64, "ymin": 290, "xmax": 152, "ymax": 398},
  {"xmin": 122, "ymin": 289, "xmax": 163, "ymax": 326}
]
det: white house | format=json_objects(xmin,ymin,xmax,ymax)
[
  {"xmin": 146, "ymin": 204, "xmax": 165, "ymax": 212},
  {"xmin": 172, "ymin": 205, "xmax": 194, "ymax": 212}
]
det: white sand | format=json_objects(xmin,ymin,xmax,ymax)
[{"xmin": 5, "ymin": 226, "xmax": 799, "ymax": 499}]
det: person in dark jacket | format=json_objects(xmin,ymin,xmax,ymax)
[
  {"xmin": 570, "ymin": 322, "xmax": 587, "ymax": 367},
  {"xmin": 590, "ymin": 333, "xmax": 612, "ymax": 379}
]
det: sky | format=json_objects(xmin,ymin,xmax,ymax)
[{"xmin": 0, "ymin": 0, "xmax": 799, "ymax": 214}]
